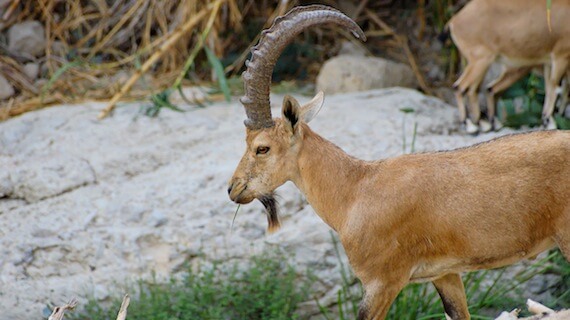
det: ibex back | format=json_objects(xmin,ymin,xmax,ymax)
[{"xmin": 227, "ymin": 5, "xmax": 570, "ymax": 320}]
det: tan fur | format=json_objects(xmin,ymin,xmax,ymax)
[
  {"xmin": 229, "ymin": 94, "xmax": 570, "ymax": 320},
  {"xmin": 449, "ymin": 0, "xmax": 570, "ymax": 132}
]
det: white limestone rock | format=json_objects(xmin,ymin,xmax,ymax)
[
  {"xmin": 8, "ymin": 21, "xmax": 46, "ymax": 58},
  {"xmin": 316, "ymin": 55, "xmax": 417, "ymax": 94}
]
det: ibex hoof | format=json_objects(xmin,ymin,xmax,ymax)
[
  {"xmin": 479, "ymin": 120, "xmax": 492, "ymax": 133},
  {"xmin": 493, "ymin": 118, "xmax": 504, "ymax": 131},
  {"xmin": 465, "ymin": 119, "xmax": 479, "ymax": 135},
  {"xmin": 544, "ymin": 116, "xmax": 557, "ymax": 130}
]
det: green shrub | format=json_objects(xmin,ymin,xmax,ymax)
[
  {"xmin": 73, "ymin": 252, "xmax": 310, "ymax": 320},
  {"xmin": 548, "ymin": 249, "xmax": 570, "ymax": 309},
  {"xmin": 498, "ymin": 73, "xmax": 570, "ymax": 129}
]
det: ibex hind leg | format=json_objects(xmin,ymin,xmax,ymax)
[
  {"xmin": 557, "ymin": 73, "xmax": 570, "ymax": 116},
  {"xmin": 542, "ymin": 58, "xmax": 569, "ymax": 129},
  {"xmin": 466, "ymin": 55, "xmax": 495, "ymax": 133}
]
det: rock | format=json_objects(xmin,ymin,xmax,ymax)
[
  {"xmin": 148, "ymin": 209, "xmax": 168, "ymax": 227},
  {"xmin": 23, "ymin": 63, "xmax": 40, "ymax": 80},
  {"xmin": 34, "ymin": 78, "xmax": 48, "ymax": 91},
  {"xmin": 434, "ymin": 87, "xmax": 456, "ymax": 106},
  {"xmin": 11, "ymin": 155, "xmax": 96, "ymax": 202},
  {"xmin": 337, "ymin": 40, "xmax": 367, "ymax": 56},
  {"xmin": 7, "ymin": 21, "xmax": 46, "ymax": 58},
  {"xmin": 51, "ymin": 41, "xmax": 67, "ymax": 57},
  {"xmin": 0, "ymin": 74, "xmax": 15, "ymax": 100},
  {"xmin": 168, "ymin": 86, "xmax": 209, "ymax": 104},
  {"xmin": 110, "ymin": 70, "xmax": 153, "ymax": 90},
  {"xmin": 427, "ymin": 63, "xmax": 444, "ymax": 82},
  {"xmin": 0, "ymin": 89, "xmax": 527, "ymax": 318},
  {"xmin": 0, "ymin": 169, "xmax": 12, "ymax": 197},
  {"xmin": 316, "ymin": 55, "xmax": 417, "ymax": 94}
]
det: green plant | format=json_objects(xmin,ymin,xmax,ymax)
[
  {"xmin": 41, "ymin": 59, "xmax": 84, "ymax": 102},
  {"xmin": 547, "ymin": 249, "xmax": 570, "ymax": 309},
  {"xmin": 463, "ymin": 254, "xmax": 551, "ymax": 318},
  {"xmin": 498, "ymin": 73, "xmax": 545, "ymax": 129},
  {"xmin": 72, "ymin": 251, "xmax": 310, "ymax": 320},
  {"xmin": 140, "ymin": 89, "xmax": 183, "ymax": 117},
  {"xmin": 400, "ymin": 108, "xmax": 418, "ymax": 154},
  {"xmin": 498, "ymin": 73, "xmax": 570, "ymax": 129},
  {"xmin": 204, "ymin": 46, "xmax": 231, "ymax": 102}
]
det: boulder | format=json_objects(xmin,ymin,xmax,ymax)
[
  {"xmin": 23, "ymin": 63, "xmax": 40, "ymax": 80},
  {"xmin": 8, "ymin": 21, "xmax": 46, "ymax": 58},
  {"xmin": 0, "ymin": 89, "xmax": 535, "ymax": 318},
  {"xmin": 10, "ymin": 154, "xmax": 96, "ymax": 202},
  {"xmin": 337, "ymin": 40, "xmax": 367, "ymax": 56},
  {"xmin": 0, "ymin": 74, "xmax": 15, "ymax": 100},
  {"xmin": 316, "ymin": 54, "xmax": 417, "ymax": 94}
]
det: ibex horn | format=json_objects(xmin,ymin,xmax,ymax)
[{"xmin": 240, "ymin": 5, "xmax": 366, "ymax": 130}]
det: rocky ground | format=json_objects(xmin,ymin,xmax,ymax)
[{"xmin": 0, "ymin": 88, "xmax": 561, "ymax": 319}]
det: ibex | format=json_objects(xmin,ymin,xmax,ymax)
[
  {"xmin": 448, "ymin": 0, "xmax": 570, "ymax": 134},
  {"xmin": 227, "ymin": 5, "xmax": 570, "ymax": 320}
]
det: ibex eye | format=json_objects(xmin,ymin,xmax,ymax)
[{"xmin": 256, "ymin": 146, "xmax": 270, "ymax": 155}]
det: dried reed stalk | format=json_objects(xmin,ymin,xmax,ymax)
[
  {"xmin": 46, "ymin": 294, "xmax": 130, "ymax": 320},
  {"xmin": 98, "ymin": 0, "xmax": 225, "ymax": 119},
  {"xmin": 47, "ymin": 298, "xmax": 78, "ymax": 320},
  {"xmin": 2, "ymin": 0, "xmax": 20, "ymax": 20},
  {"xmin": 225, "ymin": 0, "xmax": 291, "ymax": 75},
  {"xmin": 172, "ymin": 0, "xmax": 223, "ymax": 89},
  {"xmin": 116, "ymin": 294, "xmax": 131, "ymax": 320}
]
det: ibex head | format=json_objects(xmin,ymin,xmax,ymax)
[{"xmin": 227, "ymin": 5, "xmax": 365, "ymax": 232}]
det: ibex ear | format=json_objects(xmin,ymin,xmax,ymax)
[
  {"xmin": 300, "ymin": 91, "xmax": 324, "ymax": 123},
  {"xmin": 282, "ymin": 95, "xmax": 301, "ymax": 133}
]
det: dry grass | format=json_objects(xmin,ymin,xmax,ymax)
[
  {"xmin": 0, "ymin": 0, "xmax": 462, "ymax": 120},
  {"xmin": 1, "ymin": 0, "xmax": 247, "ymax": 119},
  {"xmin": 47, "ymin": 295, "xmax": 130, "ymax": 320}
]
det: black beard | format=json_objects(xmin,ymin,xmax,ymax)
[{"xmin": 258, "ymin": 194, "xmax": 280, "ymax": 233}]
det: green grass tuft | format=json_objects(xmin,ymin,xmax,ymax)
[{"xmin": 72, "ymin": 251, "xmax": 310, "ymax": 320}]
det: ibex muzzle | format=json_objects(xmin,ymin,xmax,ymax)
[{"xmin": 227, "ymin": 4, "xmax": 570, "ymax": 320}]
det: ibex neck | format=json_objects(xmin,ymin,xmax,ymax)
[{"xmin": 293, "ymin": 125, "xmax": 370, "ymax": 232}]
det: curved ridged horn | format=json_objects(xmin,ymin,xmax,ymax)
[{"xmin": 241, "ymin": 5, "xmax": 366, "ymax": 129}]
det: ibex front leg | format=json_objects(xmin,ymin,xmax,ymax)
[
  {"xmin": 358, "ymin": 278, "xmax": 407, "ymax": 320},
  {"xmin": 453, "ymin": 52, "xmax": 495, "ymax": 134},
  {"xmin": 433, "ymin": 273, "xmax": 470, "ymax": 320}
]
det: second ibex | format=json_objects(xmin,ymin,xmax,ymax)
[{"xmin": 227, "ymin": 5, "xmax": 570, "ymax": 320}]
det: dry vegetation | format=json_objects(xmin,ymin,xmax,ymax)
[{"xmin": 0, "ymin": 0, "xmax": 463, "ymax": 120}]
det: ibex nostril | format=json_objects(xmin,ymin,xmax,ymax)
[{"xmin": 227, "ymin": 185, "xmax": 233, "ymax": 195}]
